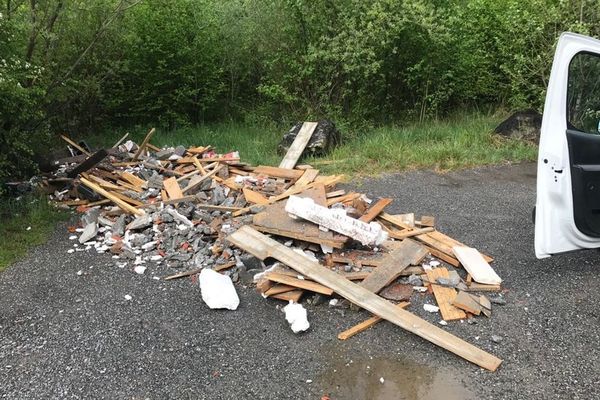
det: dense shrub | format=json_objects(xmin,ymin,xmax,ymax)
[{"xmin": 2, "ymin": 0, "xmax": 600, "ymax": 188}]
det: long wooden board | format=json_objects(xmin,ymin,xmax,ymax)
[
  {"xmin": 253, "ymin": 166, "xmax": 304, "ymax": 180},
  {"xmin": 426, "ymin": 267, "xmax": 466, "ymax": 321},
  {"xmin": 80, "ymin": 177, "xmax": 144, "ymax": 216},
  {"xmin": 279, "ymin": 121, "xmax": 318, "ymax": 169},
  {"xmin": 132, "ymin": 127, "xmax": 156, "ymax": 160},
  {"xmin": 227, "ymin": 226, "xmax": 501, "ymax": 371},
  {"xmin": 360, "ymin": 239, "xmax": 427, "ymax": 293},
  {"xmin": 338, "ymin": 302, "xmax": 410, "ymax": 340}
]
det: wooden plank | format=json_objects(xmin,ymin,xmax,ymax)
[
  {"xmin": 338, "ymin": 302, "xmax": 410, "ymax": 340},
  {"xmin": 453, "ymin": 246, "xmax": 501, "ymax": 285},
  {"xmin": 326, "ymin": 192, "xmax": 360, "ymax": 206},
  {"xmin": 265, "ymin": 272, "xmax": 334, "ymax": 296},
  {"xmin": 360, "ymin": 239, "xmax": 427, "ymax": 293},
  {"xmin": 163, "ymin": 267, "xmax": 203, "ymax": 281},
  {"xmin": 253, "ymin": 166, "xmax": 304, "ymax": 180},
  {"xmin": 163, "ymin": 177, "xmax": 184, "ymax": 200},
  {"xmin": 214, "ymin": 261, "xmax": 236, "ymax": 272},
  {"xmin": 385, "ymin": 226, "xmax": 435, "ymax": 240},
  {"xmin": 279, "ymin": 121, "xmax": 318, "ymax": 169},
  {"xmin": 132, "ymin": 127, "xmax": 156, "ymax": 160},
  {"xmin": 86, "ymin": 175, "xmax": 125, "ymax": 191},
  {"xmin": 60, "ymin": 134, "xmax": 91, "ymax": 156},
  {"xmin": 419, "ymin": 215, "xmax": 435, "ymax": 227},
  {"xmin": 426, "ymin": 267, "xmax": 466, "ymax": 321},
  {"xmin": 452, "ymin": 291, "xmax": 482, "ymax": 315},
  {"xmin": 109, "ymin": 190, "xmax": 145, "ymax": 207},
  {"xmin": 464, "ymin": 283, "xmax": 502, "ymax": 292},
  {"xmin": 359, "ymin": 198, "xmax": 393, "ymax": 222},
  {"xmin": 278, "ymin": 168, "xmax": 320, "ymax": 199},
  {"xmin": 182, "ymin": 164, "xmax": 223, "ymax": 193},
  {"xmin": 80, "ymin": 177, "xmax": 144, "ymax": 216},
  {"xmin": 243, "ymin": 187, "xmax": 270, "ymax": 205},
  {"xmin": 379, "ymin": 212, "xmax": 414, "ymax": 230},
  {"xmin": 227, "ymin": 226, "xmax": 502, "ymax": 371},
  {"xmin": 264, "ymin": 284, "xmax": 298, "ymax": 297},
  {"xmin": 271, "ymin": 289, "xmax": 303, "ymax": 302},
  {"xmin": 112, "ymin": 132, "xmax": 129, "ymax": 148},
  {"xmin": 120, "ymin": 172, "xmax": 146, "ymax": 188},
  {"xmin": 66, "ymin": 149, "xmax": 108, "ymax": 178},
  {"xmin": 325, "ymin": 189, "xmax": 345, "ymax": 198},
  {"xmin": 428, "ymin": 231, "xmax": 493, "ymax": 263},
  {"xmin": 421, "ymin": 244, "xmax": 460, "ymax": 267}
]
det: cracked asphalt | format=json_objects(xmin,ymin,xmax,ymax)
[{"xmin": 1, "ymin": 162, "xmax": 599, "ymax": 399}]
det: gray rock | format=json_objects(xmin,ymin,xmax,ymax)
[
  {"xmin": 173, "ymin": 145, "xmax": 187, "ymax": 157},
  {"xmin": 344, "ymin": 264, "xmax": 353, "ymax": 272},
  {"xmin": 494, "ymin": 109, "xmax": 542, "ymax": 143},
  {"xmin": 82, "ymin": 208, "xmax": 100, "ymax": 225},
  {"xmin": 491, "ymin": 335, "xmax": 503, "ymax": 343},
  {"xmin": 240, "ymin": 254, "xmax": 263, "ymax": 271},
  {"xmin": 489, "ymin": 295, "xmax": 507, "ymax": 305},
  {"xmin": 408, "ymin": 274, "xmax": 423, "ymax": 286},
  {"xmin": 250, "ymin": 205, "xmax": 266, "ymax": 214},
  {"xmin": 79, "ymin": 222, "xmax": 98, "ymax": 244},
  {"xmin": 211, "ymin": 186, "xmax": 226, "ymax": 205},
  {"xmin": 126, "ymin": 214, "xmax": 153, "ymax": 231}
]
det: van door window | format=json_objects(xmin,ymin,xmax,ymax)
[{"xmin": 567, "ymin": 52, "xmax": 600, "ymax": 134}]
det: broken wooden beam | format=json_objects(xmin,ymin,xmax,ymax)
[
  {"xmin": 80, "ymin": 177, "xmax": 144, "ymax": 216},
  {"xmin": 132, "ymin": 127, "xmax": 156, "ymax": 160},
  {"xmin": 66, "ymin": 149, "xmax": 108, "ymax": 178}
]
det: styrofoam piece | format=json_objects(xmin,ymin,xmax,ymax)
[{"xmin": 199, "ymin": 269, "xmax": 239, "ymax": 310}]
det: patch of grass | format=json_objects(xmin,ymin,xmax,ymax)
[
  {"xmin": 0, "ymin": 195, "xmax": 67, "ymax": 272},
  {"xmin": 305, "ymin": 114, "xmax": 538, "ymax": 176},
  {"xmin": 88, "ymin": 113, "xmax": 537, "ymax": 177}
]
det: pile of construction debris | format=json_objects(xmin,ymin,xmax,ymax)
[{"xmin": 39, "ymin": 122, "xmax": 504, "ymax": 371}]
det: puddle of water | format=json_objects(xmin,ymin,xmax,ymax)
[{"xmin": 318, "ymin": 355, "xmax": 475, "ymax": 400}]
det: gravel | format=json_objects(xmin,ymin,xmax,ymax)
[{"xmin": 1, "ymin": 162, "xmax": 599, "ymax": 399}]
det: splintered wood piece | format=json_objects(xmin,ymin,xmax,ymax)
[
  {"xmin": 163, "ymin": 177, "xmax": 184, "ymax": 200},
  {"xmin": 163, "ymin": 267, "xmax": 203, "ymax": 281},
  {"xmin": 120, "ymin": 172, "xmax": 147, "ymax": 188},
  {"xmin": 360, "ymin": 239, "xmax": 427, "ymax": 294},
  {"xmin": 464, "ymin": 283, "xmax": 502, "ymax": 292},
  {"xmin": 264, "ymin": 284, "xmax": 298, "ymax": 296},
  {"xmin": 453, "ymin": 246, "xmax": 501, "ymax": 285},
  {"xmin": 265, "ymin": 272, "xmax": 334, "ymax": 296},
  {"xmin": 326, "ymin": 189, "xmax": 346, "ymax": 198},
  {"xmin": 214, "ymin": 261, "xmax": 236, "ymax": 272},
  {"xmin": 326, "ymin": 192, "xmax": 360, "ymax": 206},
  {"xmin": 279, "ymin": 122, "xmax": 318, "ymax": 169},
  {"xmin": 227, "ymin": 226, "xmax": 502, "ymax": 371},
  {"xmin": 421, "ymin": 244, "xmax": 460, "ymax": 267},
  {"xmin": 359, "ymin": 198, "xmax": 393, "ymax": 222},
  {"xmin": 80, "ymin": 177, "xmax": 144, "ymax": 216},
  {"xmin": 253, "ymin": 166, "xmax": 304, "ymax": 180},
  {"xmin": 110, "ymin": 190, "xmax": 144, "ymax": 207},
  {"xmin": 271, "ymin": 289, "xmax": 303, "ymax": 302},
  {"xmin": 60, "ymin": 134, "xmax": 91, "ymax": 156},
  {"xmin": 426, "ymin": 267, "xmax": 466, "ymax": 321},
  {"xmin": 280, "ymin": 168, "xmax": 320, "ymax": 197},
  {"xmin": 338, "ymin": 302, "xmax": 410, "ymax": 340},
  {"xmin": 452, "ymin": 291, "xmax": 482, "ymax": 315},
  {"xmin": 133, "ymin": 127, "xmax": 156, "ymax": 160},
  {"xmin": 243, "ymin": 187, "xmax": 270, "ymax": 205},
  {"xmin": 112, "ymin": 132, "xmax": 129, "ymax": 148}
]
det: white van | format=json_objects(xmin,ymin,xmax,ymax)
[{"xmin": 535, "ymin": 32, "xmax": 600, "ymax": 258}]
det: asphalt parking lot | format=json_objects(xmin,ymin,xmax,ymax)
[{"xmin": 1, "ymin": 162, "xmax": 599, "ymax": 399}]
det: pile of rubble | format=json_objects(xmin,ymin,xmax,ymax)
[{"xmin": 40, "ymin": 123, "xmax": 505, "ymax": 371}]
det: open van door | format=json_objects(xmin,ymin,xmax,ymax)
[{"xmin": 536, "ymin": 32, "xmax": 600, "ymax": 258}]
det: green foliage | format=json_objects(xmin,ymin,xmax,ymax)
[{"xmin": 1, "ymin": 0, "xmax": 600, "ymax": 189}]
